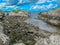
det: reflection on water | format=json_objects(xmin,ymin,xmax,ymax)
[
  {"xmin": 30, "ymin": 12, "xmax": 39, "ymax": 18},
  {"xmin": 25, "ymin": 12, "xmax": 60, "ymax": 33},
  {"xmin": 25, "ymin": 18, "xmax": 58, "ymax": 32}
]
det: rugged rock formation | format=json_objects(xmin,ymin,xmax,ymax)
[
  {"xmin": 0, "ymin": 22, "xmax": 10, "ymax": 45},
  {"xmin": 2, "ymin": 15, "xmax": 60, "ymax": 45},
  {"xmin": 2, "ymin": 16, "xmax": 38, "ymax": 45},
  {"xmin": 9, "ymin": 11, "xmax": 30, "ymax": 17},
  {"xmin": 35, "ymin": 33, "xmax": 60, "ymax": 45},
  {"xmin": 13, "ymin": 43, "xmax": 25, "ymax": 45},
  {"xmin": 0, "ymin": 39, "xmax": 3, "ymax": 45},
  {"xmin": 0, "ymin": 11, "xmax": 30, "ymax": 21},
  {"xmin": 38, "ymin": 9, "xmax": 60, "ymax": 26},
  {"xmin": 0, "ymin": 11, "xmax": 30, "ymax": 45},
  {"xmin": 0, "ymin": 11, "xmax": 60, "ymax": 45},
  {"xmin": 0, "ymin": 11, "xmax": 5, "ymax": 20},
  {"xmin": 0, "ymin": 33, "xmax": 10, "ymax": 45}
]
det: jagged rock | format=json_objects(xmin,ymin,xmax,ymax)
[
  {"xmin": 0, "ymin": 22, "xmax": 10, "ymax": 45},
  {"xmin": 0, "ymin": 14, "xmax": 3, "ymax": 19},
  {"xmin": 2, "ymin": 16, "xmax": 37, "ymax": 45},
  {"xmin": 9, "ymin": 11, "xmax": 30, "ymax": 17},
  {"xmin": 38, "ymin": 9, "xmax": 60, "ymax": 26},
  {"xmin": 14, "ymin": 43, "xmax": 25, "ymax": 45},
  {"xmin": 35, "ymin": 33, "xmax": 60, "ymax": 45},
  {"xmin": 0, "ymin": 12, "xmax": 5, "ymax": 20},
  {"xmin": 0, "ymin": 33, "xmax": 10, "ymax": 45},
  {"xmin": 1, "ymin": 11, "xmax": 60, "ymax": 45},
  {"xmin": 0, "ymin": 39, "xmax": 3, "ymax": 45},
  {"xmin": 0, "ymin": 11, "xmax": 30, "ymax": 21},
  {"xmin": 2, "ymin": 16, "xmax": 60, "ymax": 45}
]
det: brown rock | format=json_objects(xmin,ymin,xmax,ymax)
[
  {"xmin": 0, "ymin": 39, "xmax": 3, "ymax": 45},
  {"xmin": 38, "ymin": 9, "xmax": 60, "ymax": 26}
]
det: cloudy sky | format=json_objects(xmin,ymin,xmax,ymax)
[{"xmin": 0, "ymin": 0, "xmax": 58, "ymax": 12}]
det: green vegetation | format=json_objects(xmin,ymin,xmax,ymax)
[
  {"xmin": 0, "ymin": 11, "xmax": 3, "ymax": 14},
  {"xmin": 12, "ymin": 10, "xmax": 24, "ymax": 13}
]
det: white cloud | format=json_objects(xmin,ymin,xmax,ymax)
[
  {"xmin": 36, "ymin": 0, "xmax": 56, "ymax": 4},
  {"xmin": 30, "ymin": 5, "xmax": 47, "ymax": 10},
  {"xmin": 46, "ymin": 3, "xmax": 57, "ymax": 9},
  {"xmin": 36, "ymin": 0, "xmax": 46, "ymax": 4},
  {"xmin": 0, "ymin": 3, "xmax": 6, "ymax": 7},
  {"xmin": 18, "ymin": 0, "xmax": 23, "ymax": 3},
  {"xmin": 0, "ymin": 0, "xmax": 57, "ymax": 12}
]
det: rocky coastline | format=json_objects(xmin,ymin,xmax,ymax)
[
  {"xmin": 0, "ymin": 10, "xmax": 60, "ymax": 45},
  {"xmin": 38, "ymin": 9, "xmax": 60, "ymax": 26}
]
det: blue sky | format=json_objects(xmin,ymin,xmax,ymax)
[
  {"xmin": 0, "ymin": 0, "xmax": 3, "ymax": 2},
  {"xmin": 0, "ymin": 0, "xmax": 58, "ymax": 12},
  {"xmin": 0, "ymin": 0, "xmax": 5, "ymax": 2}
]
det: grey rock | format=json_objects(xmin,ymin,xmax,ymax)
[
  {"xmin": 38, "ymin": 9, "xmax": 60, "ymax": 26},
  {"xmin": 1, "ymin": 11, "xmax": 60, "ymax": 45},
  {"xmin": 0, "ymin": 39, "xmax": 3, "ymax": 45},
  {"xmin": 14, "ymin": 43, "xmax": 25, "ymax": 45},
  {"xmin": 2, "ymin": 16, "xmax": 36, "ymax": 45},
  {"xmin": 9, "ymin": 11, "xmax": 30, "ymax": 17},
  {"xmin": 0, "ymin": 22, "xmax": 10, "ymax": 45},
  {"xmin": 35, "ymin": 34, "xmax": 60, "ymax": 45}
]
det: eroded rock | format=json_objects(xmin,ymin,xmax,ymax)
[
  {"xmin": 14, "ymin": 43, "xmax": 25, "ymax": 45},
  {"xmin": 2, "ymin": 16, "xmax": 37, "ymax": 45},
  {"xmin": 38, "ymin": 9, "xmax": 60, "ymax": 26},
  {"xmin": 35, "ymin": 33, "xmax": 60, "ymax": 45},
  {"xmin": 0, "ymin": 22, "xmax": 10, "ymax": 45},
  {"xmin": 0, "ymin": 39, "xmax": 3, "ymax": 45},
  {"xmin": 2, "ymin": 16, "xmax": 60, "ymax": 45},
  {"xmin": 1, "ymin": 11, "xmax": 60, "ymax": 45}
]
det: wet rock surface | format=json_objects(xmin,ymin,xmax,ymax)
[
  {"xmin": 38, "ymin": 9, "xmax": 60, "ymax": 26},
  {"xmin": 25, "ymin": 18, "xmax": 59, "ymax": 33}
]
